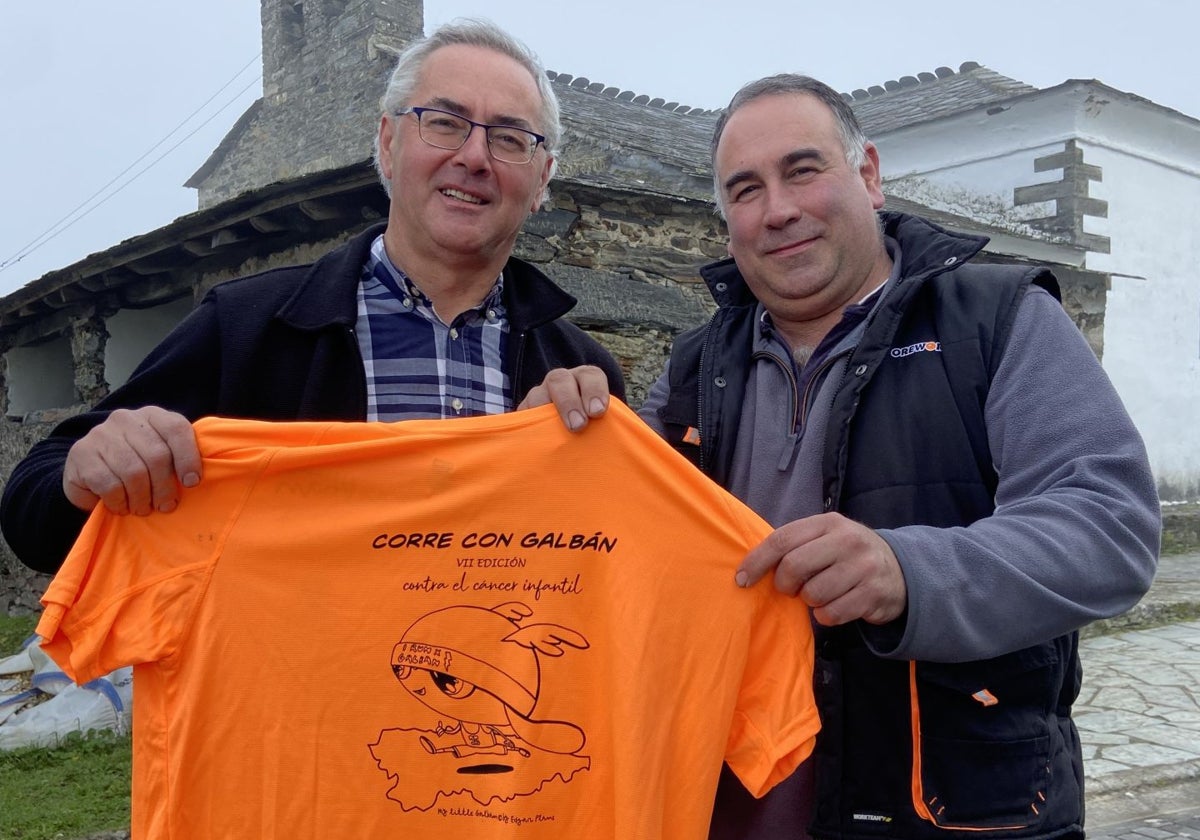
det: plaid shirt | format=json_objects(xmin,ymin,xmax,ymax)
[{"xmin": 355, "ymin": 236, "xmax": 510, "ymax": 421}]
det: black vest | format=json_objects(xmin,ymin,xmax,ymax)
[{"xmin": 661, "ymin": 215, "xmax": 1085, "ymax": 840}]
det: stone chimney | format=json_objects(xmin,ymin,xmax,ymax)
[{"xmin": 187, "ymin": 0, "xmax": 422, "ymax": 209}]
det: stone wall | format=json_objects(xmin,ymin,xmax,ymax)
[
  {"xmin": 191, "ymin": 0, "xmax": 422, "ymax": 208},
  {"xmin": 517, "ymin": 184, "xmax": 725, "ymax": 404},
  {"xmin": 0, "ymin": 415, "xmax": 61, "ymax": 614}
]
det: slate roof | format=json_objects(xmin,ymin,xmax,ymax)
[
  {"xmin": 549, "ymin": 72, "xmax": 718, "ymax": 201},
  {"xmin": 550, "ymin": 63, "xmax": 1040, "ymax": 201},
  {"xmin": 844, "ymin": 62, "xmax": 1040, "ymax": 134}
]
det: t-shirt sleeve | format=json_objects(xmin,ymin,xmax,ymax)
[
  {"xmin": 36, "ymin": 506, "xmax": 220, "ymax": 685},
  {"xmin": 718, "ymin": 501, "xmax": 822, "ymax": 798},
  {"xmin": 33, "ymin": 448, "xmax": 256, "ymax": 685}
]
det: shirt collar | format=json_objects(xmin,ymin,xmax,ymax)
[{"xmin": 369, "ymin": 234, "xmax": 505, "ymax": 314}]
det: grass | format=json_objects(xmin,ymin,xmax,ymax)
[
  {"xmin": 1161, "ymin": 502, "xmax": 1200, "ymax": 555},
  {"xmin": 0, "ymin": 612, "xmax": 37, "ymax": 653},
  {"xmin": 0, "ymin": 613, "xmax": 131, "ymax": 840}
]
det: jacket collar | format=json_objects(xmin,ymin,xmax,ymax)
[
  {"xmin": 276, "ymin": 222, "xmax": 578, "ymax": 331},
  {"xmin": 698, "ymin": 210, "xmax": 991, "ymax": 309}
]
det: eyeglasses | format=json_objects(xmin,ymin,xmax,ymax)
[{"xmin": 397, "ymin": 106, "xmax": 546, "ymax": 164}]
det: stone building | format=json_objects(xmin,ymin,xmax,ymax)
[{"xmin": 0, "ymin": 0, "xmax": 1114, "ymax": 611}]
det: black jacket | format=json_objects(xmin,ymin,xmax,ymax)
[
  {"xmin": 2, "ymin": 224, "xmax": 625, "ymax": 573},
  {"xmin": 660, "ymin": 212, "xmax": 1086, "ymax": 839}
]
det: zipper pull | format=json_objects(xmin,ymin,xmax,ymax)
[{"xmin": 777, "ymin": 432, "xmax": 799, "ymax": 471}]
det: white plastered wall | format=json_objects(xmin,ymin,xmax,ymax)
[{"xmin": 871, "ymin": 86, "xmax": 1200, "ymax": 497}]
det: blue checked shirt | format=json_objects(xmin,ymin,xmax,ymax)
[{"xmin": 355, "ymin": 236, "xmax": 510, "ymax": 421}]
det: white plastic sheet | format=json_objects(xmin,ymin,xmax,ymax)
[{"xmin": 0, "ymin": 635, "xmax": 132, "ymax": 750}]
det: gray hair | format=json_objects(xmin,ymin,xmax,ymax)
[
  {"xmin": 373, "ymin": 18, "xmax": 560, "ymax": 197},
  {"xmin": 710, "ymin": 74, "xmax": 869, "ymax": 216}
]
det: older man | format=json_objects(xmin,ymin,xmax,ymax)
[
  {"xmin": 533, "ymin": 74, "xmax": 1159, "ymax": 840},
  {"xmin": 2, "ymin": 19, "xmax": 623, "ymax": 573}
]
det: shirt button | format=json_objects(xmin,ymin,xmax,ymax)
[
  {"xmin": 402, "ymin": 297, "xmax": 413, "ymax": 309},
  {"xmin": 449, "ymin": 328, "xmax": 460, "ymax": 340},
  {"xmin": 451, "ymin": 398, "xmax": 464, "ymax": 412},
  {"xmin": 486, "ymin": 309, "xmax": 498, "ymax": 322}
]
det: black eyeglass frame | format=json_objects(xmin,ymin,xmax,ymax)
[{"xmin": 396, "ymin": 106, "xmax": 547, "ymax": 164}]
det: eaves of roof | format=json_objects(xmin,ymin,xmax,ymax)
[
  {"xmin": 0, "ymin": 163, "xmax": 387, "ymax": 340},
  {"xmin": 883, "ymin": 194, "xmax": 1087, "ymax": 268}
]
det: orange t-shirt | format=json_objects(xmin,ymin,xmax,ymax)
[{"xmin": 38, "ymin": 401, "xmax": 818, "ymax": 840}]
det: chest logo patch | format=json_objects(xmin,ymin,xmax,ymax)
[{"xmin": 890, "ymin": 341, "xmax": 942, "ymax": 358}]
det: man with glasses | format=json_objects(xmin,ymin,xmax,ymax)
[
  {"xmin": 398, "ymin": 107, "xmax": 546, "ymax": 165},
  {"xmin": 1, "ymin": 19, "xmax": 623, "ymax": 573}
]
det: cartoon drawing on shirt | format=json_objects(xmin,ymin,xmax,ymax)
[{"xmin": 369, "ymin": 602, "xmax": 591, "ymax": 812}]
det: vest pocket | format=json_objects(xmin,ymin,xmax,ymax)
[
  {"xmin": 909, "ymin": 652, "xmax": 1058, "ymax": 831},
  {"xmin": 915, "ymin": 730, "xmax": 1049, "ymax": 828}
]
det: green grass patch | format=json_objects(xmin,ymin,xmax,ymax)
[
  {"xmin": 0, "ymin": 612, "xmax": 38, "ymax": 653},
  {"xmin": 1161, "ymin": 503, "xmax": 1200, "ymax": 556},
  {"xmin": 0, "ymin": 730, "xmax": 132, "ymax": 839},
  {"xmin": 0, "ymin": 614, "xmax": 132, "ymax": 840}
]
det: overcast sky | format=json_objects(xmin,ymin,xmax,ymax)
[{"xmin": 1, "ymin": 0, "xmax": 1194, "ymax": 298}]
